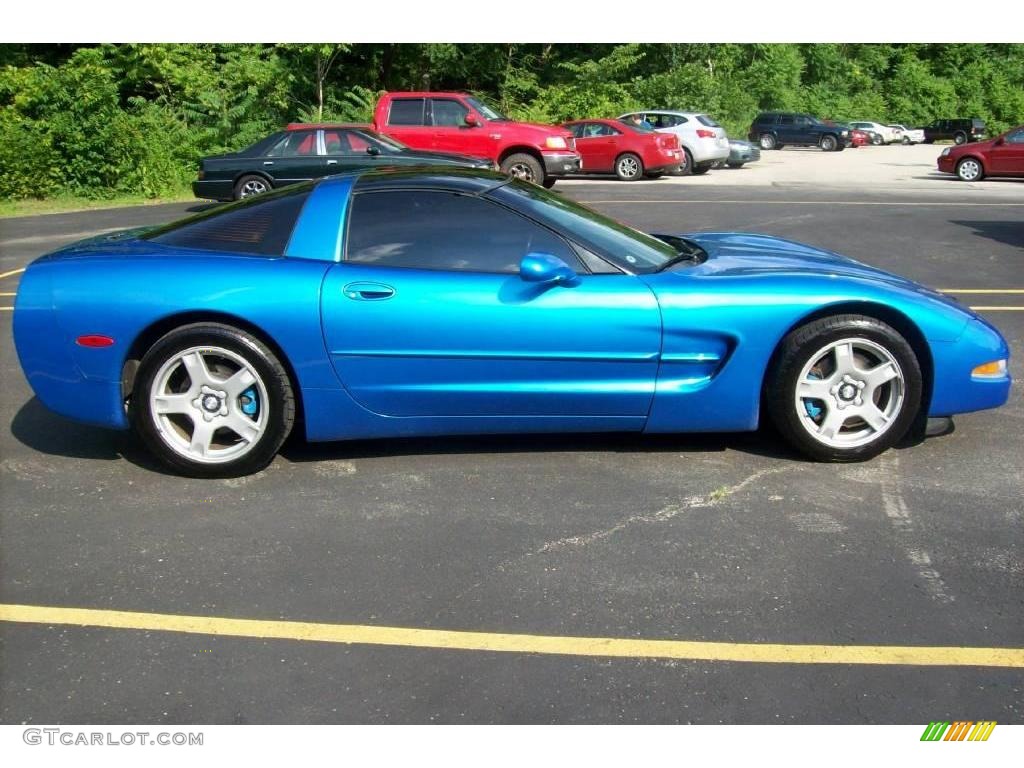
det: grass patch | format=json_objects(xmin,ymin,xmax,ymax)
[{"xmin": 0, "ymin": 190, "xmax": 196, "ymax": 219}]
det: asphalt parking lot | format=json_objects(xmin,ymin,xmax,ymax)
[{"xmin": 1, "ymin": 147, "xmax": 1022, "ymax": 724}]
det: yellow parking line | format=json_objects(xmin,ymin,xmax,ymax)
[
  {"xmin": 579, "ymin": 200, "xmax": 1024, "ymax": 207},
  {"xmin": 0, "ymin": 267, "xmax": 25, "ymax": 280},
  {"xmin": 0, "ymin": 307, "xmax": 12, "ymax": 311},
  {"xmin": 2, "ymin": 603, "xmax": 1022, "ymax": 668},
  {"xmin": 969, "ymin": 306, "xmax": 1024, "ymax": 311},
  {"xmin": 0, "ymin": 292, "xmax": 14, "ymax": 296}
]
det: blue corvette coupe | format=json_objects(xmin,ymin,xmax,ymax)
[{"xmin": 13, "ymin": 168, "xmax": 1011, "ymax": 477}]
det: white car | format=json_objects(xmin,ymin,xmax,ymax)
[
  {"xmin": 849, "ymin": 121, "xmax": 902, "ymax": 145},
  {"xmin": 888, "ymin": 124, "xmax": 925, "ymax": 144},
  {"xmin": 618, "ymin": 110, "xmax": 730, "ymax": 175}
]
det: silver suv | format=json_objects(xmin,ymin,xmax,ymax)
[{"xmin": 618, "ymin": 111, "xmax": 730, "ymax": 175}]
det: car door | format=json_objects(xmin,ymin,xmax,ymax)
[
  {"xmin": 776, "ymin": 114, "xmax": 797, "ymax": 143},
  {"xmin": 320, "ymin": 188, "xmax": 662, "ymax": 418},
  {"xmin": 428, "ymin": 97, "xmax": 494, "ymax": 157},
  {"xmin": 261, "ymin": 130, "xmax": 323, "ymax": 185},
  {"xmin": 572, "ymin": 122, "xmax": 617, "ymax": 172},
  {"xmin": 320, "ymin": 128, "xmax": 377, "ymax": 175},
  {"xmin": 381, "ymin": 97, "xmax": 433, "ymax": 150},
  {"xmin": 988, "ymin": 127, "xmax": 1024, "ymax": 174}
]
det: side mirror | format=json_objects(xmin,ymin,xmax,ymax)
[
  {"xmin": 519, "ymin": 252, "xmax": 577, "ymax": 285},
  {"xmin": 464, "ymin": 113, "xmax": 481, "ymax": 127},
  {"xmin": 994, "ymin": 136, "xmax": 1005, "ymax": 146},
  {"xmin": 366, "ymin": 145, "xmax": 381, "ymax": 156}
]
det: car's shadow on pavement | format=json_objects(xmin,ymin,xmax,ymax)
[
  {"xmin": 12, "ymin": 396, "xmax": 936, "ymax": 475},
  {"xmin": 951, "ymin": 220, "xmax": 1024, "ymax": 249}
]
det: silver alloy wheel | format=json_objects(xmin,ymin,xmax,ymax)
[
  {"xmin": 617, "ymin": 156, "xmax": 639, "ymax": 178},
  {"xmin": 759, "ymin": 134, "xmax": 774, "ymax": 150},
  {"xmin": 149, "ymin": 345, "xmax": 269, "ymax": 464},
  {"xmin": 821, "ymin": 135, "xmax": 837, "ymax": 151},
  {"xmin": 507, "ymin": 162, "xmax": 536, "ymax": 182},
  {"xmin": 793, "ymin": 338, "xmax": 905, "ymax": 449},
  {"xmin": 957, "ymin": 159, "xmax": 981, "ymax": 181},
  {"xmin": 239, "ymin": 179, "xmax": 269, "ymax": 197}
]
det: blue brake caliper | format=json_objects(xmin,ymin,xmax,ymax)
[
  {"xmin": 239, "ymin": 387, "xmax": 259, "ymax": 416},
  {"xmin": 804, "ymin": 372, "xmax": 823, "ymax": 419}
]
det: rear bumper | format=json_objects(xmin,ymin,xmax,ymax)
[
  {"xmin": 541, "ymin": 151, "xmax": 583, "ymax": 177},
  {"xmin": 689, "ymin": 141, "xmax": 731, "ymax": 164},
  {"xmin": 192, "ymin": 179, "xmax": 234, "ymax": 201}
]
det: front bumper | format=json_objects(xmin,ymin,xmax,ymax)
[
  {"xmin": 192, "ymin": 179, "xmax": 234, "ymax": 201},
  {"xmin": 930, "ymin": 319, "xmax": 1012, "ymax": 416},
  {"xmin": 541, "ymin": 151, "xmax": 582, "ymax": 177},
  {"xmin": 937, "ymin": 155, "xmax": 956, "ymax": 174},
  {"xmin": 729, "ymin": 146, "xmax": 761, "ymax": 163}
]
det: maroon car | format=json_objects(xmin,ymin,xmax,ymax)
[
  {"xmin": 937, "ymin": 125, "xmax": 1024, "ymax": 181},
  {"xmin": 563, "ymin": 118, "xmax": 682, "ymax": 180}
]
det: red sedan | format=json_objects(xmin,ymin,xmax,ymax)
[
  {"xmin": 937, "ymin": 125, "xmax": 1024, "ymax": 181},
  {"xmin": 849, "ymin": 129, "xmax": 870, "ymax": 148},
  {"xmin": 563, "ymin": 118, "xmax": 682, "ymax": 180}
]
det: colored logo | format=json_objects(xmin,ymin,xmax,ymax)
[{"xmin": 921, "ymin": 721, "xmax": 996, "ymax": 741}]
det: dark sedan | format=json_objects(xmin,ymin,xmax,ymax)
[{"xmin": 192, "ymin": 123, "xmax": 495, "ymax": 201}]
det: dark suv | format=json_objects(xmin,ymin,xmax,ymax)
[
  {"xmin": 922, "ymin": 119, "xmax": 986, "ymax": 145},
  {"xmin": 748, "ymin": 112, "xmax": 850, "ymax": 152}
]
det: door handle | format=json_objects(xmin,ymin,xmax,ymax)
[
  {"xmin": 263, "ymin": 161, "xmax": 274, "ymax": 166},
  {"xmin": 343, "ymin": 282, "xmax": 395, "ymax": 301},
  {"xmin": 326, "ymin": 159, "xmax": 338, "ymax": 165}
]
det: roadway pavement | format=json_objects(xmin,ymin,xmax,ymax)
[{"xmin": 0, "ymin": 168, "xmax": 1021, "ymax": 724}]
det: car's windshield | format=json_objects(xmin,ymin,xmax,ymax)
[
  {"xmin": 465, "ymin": 96, "xmax": 508, "ymax": 121},
  {"xmin": 489, "ymin": 180, "xmax": 680, "ymax": 273}
]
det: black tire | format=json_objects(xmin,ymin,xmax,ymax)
[
  {"xmin": 955, "ymin": 156, "xmax": 984, "ymax": 182},
  {"xmin": 690, "ymin": 164, "xmax": 711, "ymax": 175},
  {"xmin": 676, "ymin": 148, "xmax": 694, "ymax": 176},
  {"xmin": 727, "ymin": 162, "xmax": 745, "ymax": 169},
  {"xmin": 953, "ymin": 131, "xmax": 967, "ymax": 145},
  {"xmin": 614, "ymin": 152, "xmax": 644, "ymax": 181},
  {"xmin": 775, "ymin": 144, "xmax": 785, "ymax": 149},
  {"xmin": 765, "ymin": 315, "xmax": 922, "ymax": 462},
  {"xmin": 645, "ymin": 171, "xmax": 665, "ymax": 179},
  {"xmin": 130, "ymin": 323, "xmax": 295, "ymax": 478},
  {"xmin": 820, "ymin": 134, "xmax": 838, "ymax": 152},
  {"xmin": 871, "ymin": 134, "xmax": 883, "ymax": 146},
  {"xmin": 542, "ymin": 177, "xmax": 557, "ymax": 189},
  {"xmin": 759, "ymin": 133, "xmax": 777, "ymax": 150},
  {"xmin": 233, "ymin": 174, "xmax": 272, "ymax": 200},
  {"xmin": 902, "ymin": 136, "xmax": 911, "ymax": 145},
  {"xmin": 500, "ymin": 153, "xmax": 544, "ymax": 185}
]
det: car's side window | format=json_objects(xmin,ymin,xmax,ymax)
[
  {"xmin": 1004, "ymin": 128, "xmax": 1024, "ymax": 144},
  {"xmin": 387, "ymin": 98, "xmax": 426, "ymax": 126},
  {"xmin": 779, "ymin": 115, "xmax": 794, "ymax": 126},
  {"xmin": 346, "ymin": 191, "xmax": 584, "ymax": 274},
  {"xmin": 566, "ymin": 123, "xmax": 585, "ymax": 138},
  {"xmin": 322, "ymin": 129, "xmax": 373, "ymax": 155},
  {"xmin": 266, "ymin": 131, "xmax": 318, "ymax": 157},
  {"xmin": 430, "ymin": 98, "xmax": 469, "ymax": 127}
]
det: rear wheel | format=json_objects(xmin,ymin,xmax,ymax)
[
  {"xmin": 615, "ymin": 152, "xmax": 643, "ymax": 181},
  {"xmin": 759, "ymin": 133, "xmax": 777, "ymax": 150},
  {"xmin": 954, "ymin": 131, "xmax": 968, "ymax": 145},
  {"xmin": 690, "ymin": 164, "xmax": 711, "ymax": 175},
  {"xmin": 902, "ymin": 135, "xmax": 911, "ymax": 145},
  {"xmin": 542, "ymin": 177, "xmax": 557, "ymax": 189},
  {"xmin": 956, "ymin": 157, "xmax": 984, "ymax": 181},
  {"xmin": 501, "ymin": 153, "xmax": 544, "ymax": 185},
  {"xmin": 234, "ymin": 174, "xmax": 271, "ymax": 200},
  {"xmin": 676, "ymin": 148, "xmax": 694, "ymax": 176},
  {"xmin": 130, "ymin": 323, "xmax": 295, "ymax": 478},
  {"xmin": 765, "ymin": 315, "xmax": 922, "ymax": 462}
]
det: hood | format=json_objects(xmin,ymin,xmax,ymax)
[
  {"xmin": 680, "ymin": 232, "xmax": 941, "ymax": 293},
  {"xmin": 491, "ymin": 120, "xmax": 572, "ymax": 139}
]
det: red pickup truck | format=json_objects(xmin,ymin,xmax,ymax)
[{"xmin": 372, "ymin": 92, "xmax": 582, "ymax": 187}]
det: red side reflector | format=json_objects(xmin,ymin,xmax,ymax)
[{"xmin": 76, "ymin": 334, "xmax": 115, "ymax": 348}]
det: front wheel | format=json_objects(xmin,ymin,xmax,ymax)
[
  {"xmin": 542, "ymin": 177, "xmax": 557, "ymax": 189},
  {"xmin": 500, "ymin": 153, "xmax": 544, "ymax": 185},
  {"xmin": 615, "ymin": 153, "xmax": 643, "ymax": 181},
  {"xmin": 956, "ymin": 157, "xmax": 984, "ymax": 181},
  {"xmin": 765, "ymin": 315, "xmax": 922, "ymax": 462},
  {"xmin": 954, "ymin": 132, "xmax": 968, "ymax": 145},
  {"xmin": 727, "ymin": 162, "xmax": 745, "ymax": 169},
  {"xmin": 130, "ymin": 323, "xmax": 295, "ymax": 478},
  {"xmin": 820, "ymin": 134, "xmax": 838, "ymax": 152}
]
